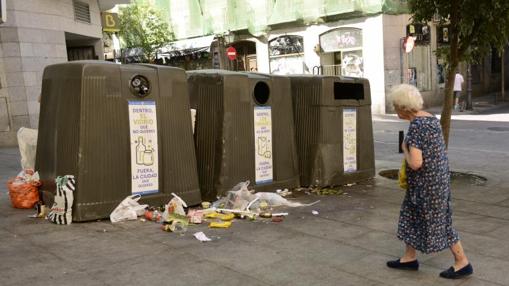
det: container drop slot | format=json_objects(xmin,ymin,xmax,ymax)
[{"xmin": 334, "ymin": 82, "xmax": 364, "ymax": 100}]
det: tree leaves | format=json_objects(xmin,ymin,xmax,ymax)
[
  {"xmin": 118, "ymin": 1, "xmax": 173, "ymax": 62},
  {"xmin": 408, "ymin": 0, "xmax": 509, "ymax": 146}
]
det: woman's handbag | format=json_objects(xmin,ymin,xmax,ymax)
[{"xmin": 399, "ymin": 159, "xmax": 408, "ymax": 190}]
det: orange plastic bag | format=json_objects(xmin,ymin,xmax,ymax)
[{"xmin": 7, "ymin": 179, "xmax": 40, "ymax": 209}]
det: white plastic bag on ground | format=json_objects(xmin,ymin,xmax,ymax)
[
  {"xmin": 110, "ymin": 195, "xmax": 148, "ymax": 223},
  {"xmin": 161, "ymin": 193, "xmax": 188, "ymax": 222},
  {"xmin": 17, "ymin": 127, "xmax": 38, "ymax": 170},
  {"xmin": 212, "ymin": 181, "xmax": 256, "ymax": 210},
  {"xmin": 254, "ymin": 192, "xmax": 320, "ymax": 207}
]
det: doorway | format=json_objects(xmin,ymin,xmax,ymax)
[
  {"xmin": 65, "ymin": 32, "xmax": 100, "ymax": 61},
  {"xmin": 228, "ymin": 40, "xmax": 257, "ymax": 71}
]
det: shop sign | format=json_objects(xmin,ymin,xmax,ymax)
[
  {"xmin": 101, "ymin": 12, "xmax": 120, "ymax": 32},
  {"xmin": 254, "ymin": 106, "xmax": 273, "ymax": 184},
  {"xmin": 319, "ymin": 28, "xmax": 363, "ymax": 53},
  {"xmin": 128, "ymin": 101, "xmax": 159, "ymax": 195},
  {"xmin": 437, "ymin": 25, "xmax": 450, "ymax": 45},
  {"xmin": 343, "ymin": 108, "xmax": 357, "ymax": 173}
]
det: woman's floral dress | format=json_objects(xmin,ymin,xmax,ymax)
[{"xmin": 397, "ymin": 116, "xmax": 460, "ymax": 253}]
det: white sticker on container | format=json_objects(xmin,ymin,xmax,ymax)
[
  {"xmin": 343, "ymin": 108, "xmax": 357, "ymax": 173},
  {"xmin": 128, "ymin": 101, "xmax": 159, "ymax": 195},
  {"xmin": 254, "ymin": 106, "xmax": 273, "ymax": 184}
]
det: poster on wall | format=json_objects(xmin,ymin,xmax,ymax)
[
  {"xmin": 343, "ymin": 108, "xmax": 357, "ymax": 173},
  {"xmin": 341, "ymin": 50, "xmax": 364, "ymax": 77},
  {"xmin": 128, "ymin": 101, "xmax": 159, "ymax": 195},
  {"xmin": 407, "ymin": 67, "xmax": 417, "ymax": 86},
  {"xmin": 270, "ymin": 55, "xmax": 305, "ymax": 75},
  {"xmin": 254, "ymin": 106, "xmax": 273, "ymax": 184}
]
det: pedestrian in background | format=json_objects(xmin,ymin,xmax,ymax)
[
  {"xmin": 386, "ymin": 84, "xmax": 473, "ymax": 279},
  {"xmin": 454, "ymin": 70, "xmax": 464, "ymax": 111}
]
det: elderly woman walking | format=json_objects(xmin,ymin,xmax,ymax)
[{"xmin": 386, "ymin": 84, "xmax": 473, "ymax": 279}]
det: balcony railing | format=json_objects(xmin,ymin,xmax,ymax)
[{"xmin": 312, "ymin": 65, "xmax": 341, "ymax": 76}]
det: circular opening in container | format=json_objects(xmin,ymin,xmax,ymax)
[
  {"xmin": 129, "ymin": 75, "xmax": 151, "ymax": 98},
  {"xmin": 253, "ymin": 81, "xmax": 270, "ymax": 105},
  {"xmin": 378, "ymin": 169, "xmax": 487, "ymax": 187}
]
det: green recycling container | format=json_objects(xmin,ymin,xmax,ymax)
[
  {"xmin": 36, "ymin": 61, "xmax": 201, "ymax": 221},
  {"xmin": 188, "ymin": 70, "xmax": 300, "ymax": 200},
  {"xmin": 289, "ymin": 75, "xmax": 375, "ymax": 187}
]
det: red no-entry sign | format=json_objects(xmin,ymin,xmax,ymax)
[{"xmin": 226, "ymin": 46, "xmax": 237, "ymax": 60}]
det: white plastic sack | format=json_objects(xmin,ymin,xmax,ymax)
[
  {"xmin": 212, "ymin": 181, "xmax": 255, "ymax": 210},
  {"xmin": 17, "ymin": 127, "xmax": 38, "ymax": 170},
  {"xmin": 162, "ymin": 193, "xmax": 188, "ymax": 222},
  {"xmin": 110, "ymin": 195, "xmax": 148, "ymax": 223},
  {"xmin": 255, "ymin": 192, "xmax": 320, "ymax": 207}
]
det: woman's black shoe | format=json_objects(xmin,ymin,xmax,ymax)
[
  {"xmin": 439, "ymin": 263, "xmax": 473, "ymax": 279},
  {"xmin": 386, "ymin": 259, "xmax": 419, "ymax": 271}
]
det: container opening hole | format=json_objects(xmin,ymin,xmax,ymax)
[
  {"xmin": 334, "ymin": 82, "xmax": 364, "ymax": 100},
  {"xmin": 254, "ymin": 81, "xmax": 270, "ymax": 105}
]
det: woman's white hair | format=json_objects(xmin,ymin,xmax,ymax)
[{"xmin": 389, "ymin": 84, "xmax": 423, "ymax": 112}]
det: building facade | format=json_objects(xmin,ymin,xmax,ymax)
[
  {"xmin": 0, "ymin": 0, "xmax": 128, "ymax": 147},
  {"xmin": 153, "ymin": 0, "xmax": 508, "ymax": 115}
]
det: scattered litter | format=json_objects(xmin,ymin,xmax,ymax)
[
  {"xmin": 144, "ymin": 208, "xmax": 162, "ymax": 222},
  {"xmin": 259, "ymin": 211, "xmax": 272, "ymax": 218},
  {"xmin": 254, "ymin": 192, "xmax": 319, "ymax": 207},
  {"xmin": 214, "ymin": 208, "xmax": 257, "ymax": 216},
  {"xmin": 205, "ymin": 211, "xmax": 220, "ymax": 219},
  {"xmin": 346, "ymin": 183, "xmax": 356, "ymax": 187},
  {"xmin": 312, "ymin": 210, "xmax": 319, "ymax": 215},
  {"xmin": 48, "ymin": 175, "xmax": 76, "ymax": 225},
  {"xmin": 219, "ymin": 213, "xmax": 235, "ymax": 221},
  {"xmin": 193, "ymin": 232, "xmax": 212, "ymax": 242},
  {"xmin": 201, "ymin": 201, "xmax": 211, "ymax": 209},
  {"xmin": 187, "ymin": 209, "xmax": 204, "ymax": 224},
  {"xmin": 246, "ymin": 197, "xmax": 259, "ymax": 211},
  {"xmin": 161, "ymin": 193, "xmax": 188, "ymax": 222},
  {"xmin": 7, "ymin": 169, "xmax": 41, "ymax": 209},
  {"xmin": 272, "ymin": 216, "xmax": 284, "ymax": 223},
  {"xmin": 272, "ymin": 212, "xmax": 289, "ymax": 216},
  {"xmin": 312, "ymin": 188, "xmax": 343, "ymax": 196},
  {"xmin": 259, "ymin": 200, "xmax": 269, "ymax": 210},
  {"xmin": 110, "ymin": 194, "xmax": 148, "ymax": 223},
  {"xmin": 162, "ymin": 213, "xmax": 189, "ymax": 233},
  {"xmin": 209, "ymin": 221, "xmax": 232, "ymax": 228},
  {"xmin": 276, "ymin": 189, "xmax": 292, "ymax": 197}
]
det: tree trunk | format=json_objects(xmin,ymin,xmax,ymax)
[
  {"xmin": 440, "ymin": 65, "xmax": 457, "ymax": 147},
  {"xmin": 440, "ymin": 0, "xmax": 460, "ymax": 148},
  {"xmin": 502, "ymin": 48, "xmax": 505, "ymax": 102}
]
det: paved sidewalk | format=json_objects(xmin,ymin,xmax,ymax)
[{"xmin": 1, "ymin": 107, "xmax": 509, "ymax": 285}]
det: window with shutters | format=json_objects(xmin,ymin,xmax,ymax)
[{"xmin": 73, "ymin": 0, "xmax": 91, "ymax": 24}]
